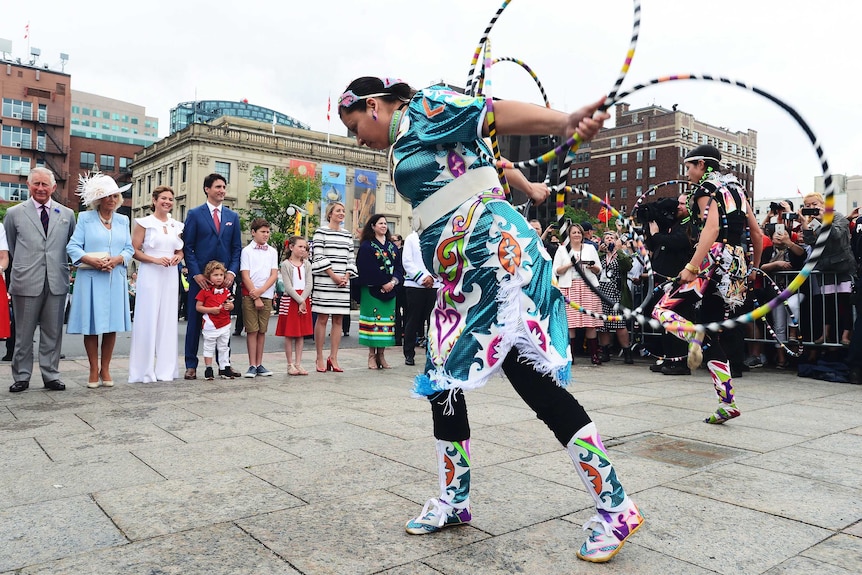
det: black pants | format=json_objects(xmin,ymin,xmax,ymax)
[
  {"xmin": 404, "ymin": 287, "xmax": 437, "ymax": 360},
  {"xmin": 429, "ymin": 349, "xmax": 591, "ymax": 446}
]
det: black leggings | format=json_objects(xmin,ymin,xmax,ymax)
[{"xmin": 429, "ymin": 349, "xmax": 591, "ymax": 446}]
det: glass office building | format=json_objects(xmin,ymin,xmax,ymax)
[{"xmin": 169, "ymin": 100, "xmax": 309, "ymax": 134}]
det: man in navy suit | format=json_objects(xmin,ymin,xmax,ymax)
[{"xmin": 182, "ymin": 173, "xmax": 243, "ymax": 379}]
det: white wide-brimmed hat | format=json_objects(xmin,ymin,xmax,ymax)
[{"xmin": 76, "ymin": 171, "xmax": 132, "ymax": 206}]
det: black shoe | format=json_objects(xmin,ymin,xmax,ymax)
[
  {"xmin": 649, "ymin": 362, "xmax": 665, "ymax": 372},
  {"xmin": 416, "ymin": 337, "xmax": 427, "ymax": 348},
  {"xmin": 1, "ymin": 354, "xmax": 12, "ymax": 362},
  {"xmin": 600, "ymin": 346, "xmax": 611, "ymax": 363},
  {"xmin": 9, "ymin": 381, "xmax": 28, "ymax": 393},
  {"xmin": 405, "ymin": 357, "xmax": 415, "ymax": 366},
  {"xmin": 44, "ymin": 380, "xmax": 65, "ymax": 391},
  {"xmin": 343, "ymin": 333, "xmax": 350, "ymax": 337},
  {"xmin": 204, "ymin": 367, "xmax": 215, "ymax": 380},
  {"xmin": 661, "ymin": 362, "xmax": 691, "ymax": 376},
  {"xmin": 219, "ymin": 367, "xmax": 243, "ymax": 379},
  {"xmin": 731, "ymin": 368, "xmax": 743, "ymax": 379},
  {"xmin": 848, "ymin": 367, "xmax": 862, "ymax": 385}
]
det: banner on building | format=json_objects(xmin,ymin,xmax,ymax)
[
  {"xmin": 353, "ymin": 169, "xmax": 378, "ymax": 237},
  {"xmin": 288, "ymin": 159, "xmax": 316, "ymax": 178},
  {"xmin": 321, "ymin": 164, "xmax": 346, "ymax": 226}
]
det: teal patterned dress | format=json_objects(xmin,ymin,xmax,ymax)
[{"xmin": 391, "ymin": 87, "xmax": 571, "ymax": 397}]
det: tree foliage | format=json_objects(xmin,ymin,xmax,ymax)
[{"xmin": 243, "ymin": 166, "xmax": 322, "ymax": 260}]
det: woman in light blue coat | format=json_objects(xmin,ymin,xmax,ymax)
[{"xmin": 67, "ymin": 173, "xmax": 134, "ymax": 388}]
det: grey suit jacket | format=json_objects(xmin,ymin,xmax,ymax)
[{"xmin": 4, "ymin": 201, "xmax": 76, "ymax": 297}]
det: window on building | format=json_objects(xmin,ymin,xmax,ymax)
[
  {"xmin": 577, "ymin": 168, "xmax": 583, "ymax": 178},
  {"xmin": 609, "ymin": 189, "xmax": 615, "ymax": 199},
  {"xmin": 610, "ymin": 138, "xmax": 617, "ymax": 149},
  {"xmin": 621, "ymin": 170, "xmax": 627, "ymax": 181},
  {"xmin": 385, "ymin": 183, "xmax": 396, "ymax": 204},
  {"xmin": 252, "ymin": 166, "xmax": 269, "ymax": 187},
  {"xmin": 636, "ymin": 150, "xmax": 643, "ymax": 162},
  {"xmin": 120, "ymin": 157, "xmax": 132, "ymax": 173},
  {"xmin": 0, "ymin": 181, "xmax": 30, "ymax": 201},
  {"xmin": 1, "ymin": 125, "xmax": 32, "ymax": 148},
  {"xmin": 620, "ymin": 187, "xmax": 627, "ymax": 199},
  {"xmin": 181, "ymin": 161, "xmax": 187, "ymax": 183},
  {"xmin": 621, "ymin": 153, "xmax": 628, "ymax": 164},
  {"xmin": 80, "ymin": 151, "xmax": 96, "ymax": 168},
  {"xmin": 649, "ymin": 166, "xmax": 656, "ymax": 178},
  {"xmin": 100, "ymin": 155, "xmax": 115, "ymax": 171},
  {"xmin": 130, "ymin": 117, "xmax": 139, "ymax": 125},
  {"xmin": 649, "ymin": 130, "xmax": 657, "ymax": 141},
  {"xmin": 692, "ymin": 131, "xmax": 698, "ymax": 142},
  {"xmin": 722, "ymin": 141, "xmax": 728, "ymax": 152},
  {"xmin": 649, "ymin": 148, "xmax": 656, "ymax": 161},
  {"xmin": 621, "ymin": 136, "xmax": 629, "ymax": 146},
  {"xmin": 701, "ymin": 135, "xmax": 708, "ymax": 144},
  {"xmin": 169, "ymin": 166, "xmax": 174, "ymax": 186},
  {"xmin": 0, "ymin": 154, "xmax": 31, "ymax": 175},
  {"xmin": 636, "ymin": 168, "xmax": 643, "ymax": 179},
  {"xmin": 137, "ymin": 180, "xmax": 142, "ymax": 197},
  {"xmin": 637, "ymin": 133, "xmax": 643, "ymax": 144},
  {"xmin": 636, "ymin": 185, "xmax": 642, "ymax": 196},
  {"xmin": 214, "ymin": 161, "xmax": 230, "ymax": 183},
  {"xmin": 584, "ymin": 167, "xmax": 589, "ymax": 177},
  {"xmin": 147, "ymin": 175, "xmax": 152, "ymax": 195},
  {"xmin": 609, "ymin": 171, "xmax": 616, "ymax": 183},
  {"xmin": 610, "ymin": 155, "xmax": 616, "ymax": 166},
  {"xmin": 157, "ymin": 171, "xmax": 162, "ymax": 186},
  {"xmin": 82, "ymin": 108, "xmax": 91, "ymax": 116},
  {"xmin": 71, "ymin": 105, "xmax": 80, "ymax": 114}
]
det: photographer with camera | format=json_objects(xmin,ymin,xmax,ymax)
[
  {"xmin": 745, "ymin": 201, "xmax": 807, "ymax": 369},
  {"xmin": 640, "ymin": 194, "xmax": 694, "ymax": 375},
  {"xmin": 799, "ymin": 192, "xmax": 855, "ymax": 350}
]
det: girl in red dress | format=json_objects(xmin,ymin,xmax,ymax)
[{"xmin": 275, "ymin": 236, "xmax": 314, "ymax": 375}]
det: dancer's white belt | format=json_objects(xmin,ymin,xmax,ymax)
[{"xmin": 412, "ymin": 167, "xmax": 502, "ymax": 234}]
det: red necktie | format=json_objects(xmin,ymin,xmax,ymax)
[
  {"xmin": 213, "ymin": 208, "xmax": 220, "ymax": 232},
  {"xmin": 40, "ymin": 204, "xmax": 49, "ymax": 234}
]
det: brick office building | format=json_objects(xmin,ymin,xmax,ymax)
[
  {"xmin": 0, "ymin": 59, "xmax": 72, "ymax": 204},
  {"xmin": 573, "ymin": 103, "xmax": 758, "ymax": 219}
]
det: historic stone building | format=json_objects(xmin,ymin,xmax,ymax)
[{"xmin": 128, "ymin": 116, "xmax": 409, "ymax": 238}]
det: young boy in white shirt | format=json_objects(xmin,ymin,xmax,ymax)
[{"xmin": 240, "ymin": 218, "xmax": 279, "ymax": 377}]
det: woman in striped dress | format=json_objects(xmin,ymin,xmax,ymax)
[
  {"xmin": 311, "ymin": 201, "xmax": 357, "ymax": 372},
  {"xmin": 552, "ymin": 223, "xmax": 604, "ymax": 364}
]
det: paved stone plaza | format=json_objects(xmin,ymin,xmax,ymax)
[{"xmin": 1, "ymin": 346, "xmax": 861, "ymax": 574}]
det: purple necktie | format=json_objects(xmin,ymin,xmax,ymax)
[{"xmin": 40, "ymin": 204, "xmax": 49, "ymax": 234}]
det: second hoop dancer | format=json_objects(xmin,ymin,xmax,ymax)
[{"xmin": 652, "ymin": 144, "xmax": 762, "ymax": 424}]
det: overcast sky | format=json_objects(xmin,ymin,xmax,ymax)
[{"xmin": 5, "ymin": 1, "xmax": 860, "ymax": 198}]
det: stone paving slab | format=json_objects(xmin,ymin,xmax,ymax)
[
  {"xmin": 94, "ymin": 468, "xmax": 304, "ymax": 541},
  {"xmin": 739, "ymin": 444, "xmax": 862, "ymax": 490},
  {"xmin": 36, "ymin": 422, "xmax": 184, "ymax": 462},
  {"xmin": 0, "ymin": 496, "xmax": 126, "ymax": 572},
  {"xmin": 625, "ymin": 487, "xmax": 833, "ymax": 575},
  {"xmin": 672, "ymin": 463, "xmax": 862, "ymax": 531},
  {"xmin": 19, "ymin": 523, "xmax": 301, "ymax": 575},
  {"xmin": 248, "ymin": 449, "xmax": 428, "ymax": 504},
  {"xmin": 237, "ymin": 490, "xmax": 489, "ymax": 575},
  {"xmin": 420, "ymin": 518, "xmax": 716, "ymax": 575},
  {"xmin": 0, "ymin": 451, "xmax": 164, "ymax": 508},
  {"xmin": 799, "ymin": 533, "xmax": 862, "ymax": 573},
  {"xmin": 131, "ymin": 435, "xmax": 297, "ymax": 479}
]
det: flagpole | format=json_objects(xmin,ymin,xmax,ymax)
[{"xmin": 326, "ymin": 92, "xmax": 331, "ymax": 146}]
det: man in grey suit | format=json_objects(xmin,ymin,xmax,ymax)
[{"xmin": 5, "ymin": 167, "xmax": 76, "ymax": 392}]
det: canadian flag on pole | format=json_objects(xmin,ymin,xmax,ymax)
[
  {"xmin": 598, "ymin": 191, "xmax": 611, "ymax": 223},
  {"xmin": 24, "ymin": 22, "xmax": 29, "ymax": 40},
  {"xmin": 326, "ymin": 95, "xmax": 331, "ymax": 122}
]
